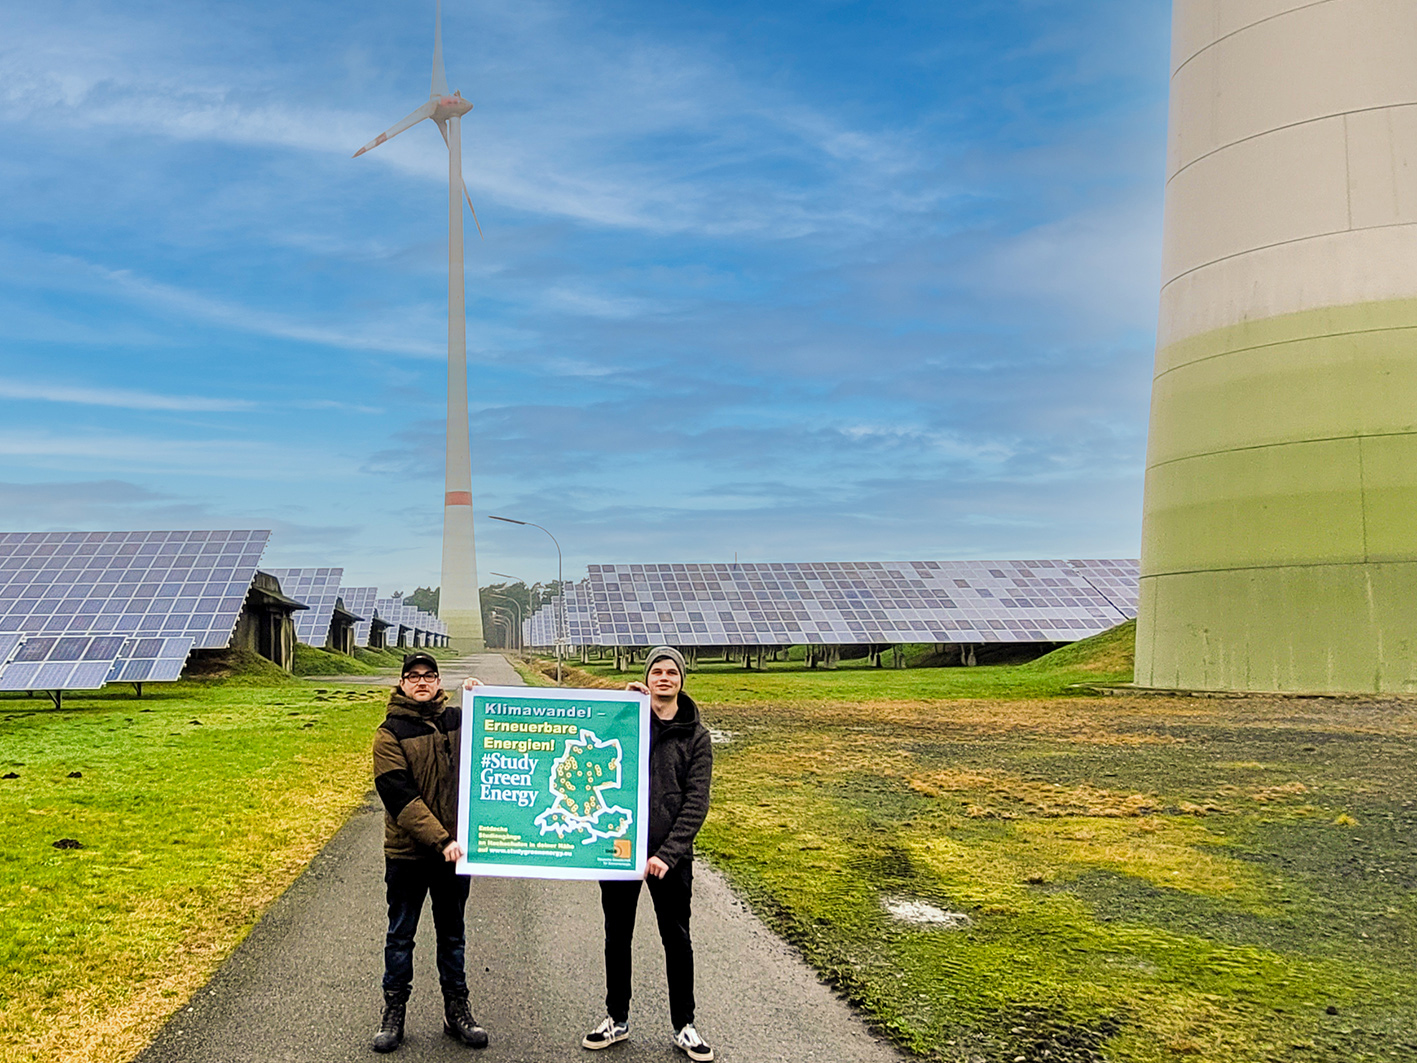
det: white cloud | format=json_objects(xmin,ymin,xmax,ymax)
[
  {"xmin": 0, "ymin": 3, "xmax": 940, "ymax": 239},
  {"xmin": 95, "ymin": 265, "xmax": 445, "ymax": 358},
  {"xmin": 0, "ymin": 378, "xmax": 254, "ymax": 412},
  {"xmin": 0, "ymin": 428, "xmax": 343, "ymax": 480}
]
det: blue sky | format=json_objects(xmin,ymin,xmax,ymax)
[{"xmin": 0, "ymin": 0, "xmax": 1170, "ymax": 594}]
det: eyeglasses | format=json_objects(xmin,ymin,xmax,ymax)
[{"xmin": 404, "ymin": 672, "xmax": 439, "ymax": 683}]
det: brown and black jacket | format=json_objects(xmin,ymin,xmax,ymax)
[{"xmin": 373, "ymin": 688, "xmax": 461, "ymax": 860}]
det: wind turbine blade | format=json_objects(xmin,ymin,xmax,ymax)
[
  {"xmin": 431, "ymin": 0, "xmax": 450, "ymax": 97},
  {"xmin": 437, "ymin": 119, "xmax": 485, "ymax": 240},
  {"xmin": 352, "ymin": 101, "xmax": 437, "ymax": 157}
]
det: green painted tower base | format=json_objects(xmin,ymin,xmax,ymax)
[{"xmin": 1137, "ymin": 301, "xmax": 1417, "ymax": 694}]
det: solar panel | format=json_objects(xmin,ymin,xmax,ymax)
[
  {"xmin": 0, "ymin": 632, "xmax": 22, "ymax": 667},
  {"xmin": 340, "ymin": 586, "xmax": 379, "ymax": 645},
  {"xmin": 107, "ymin": 636, "xmax": 196, "ymax": 683},
  {"xmin": 524, "ymin": 600, "xmax": 557, "ymax": 648},
  {"xmin": 535, "ymin": 559, "xmax": 1139, "ymax": 648},
  {"xmin": 263, "ymin": 567, "xmax": 344, "ymax": 645},
  {"xmin": 1065, "ymin": 559, "xmax": 1140, "ymax": 613},
  {"xmin": 0, "ymin": 530, "xmax": 270, "ymax": 650},
  {"xmin": 562, "ymin": 583, "xmax": 593, "ymax": 645},
  {"xmin": 0, "ymin": 634, "xmax": 129, "ymax": 691}
]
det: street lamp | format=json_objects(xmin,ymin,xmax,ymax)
[
  {"xmin": 488, "ymin": 516, "xmax": 564, "ymax": 684},
  {"xmin": 488, "ymin": 608, "xmax": 513, "ymax": 650},
  {"xmin": 489, "ymin": 572, "xmax": 528, "ymax": 653},
  {"xmin": 485, "ymin": 593, "xmax": 523, "ymax": 650}
]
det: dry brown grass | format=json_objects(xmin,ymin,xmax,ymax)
[{"xmin": 527, "ymin": 658, "xmax": 624, "ymax": 689}]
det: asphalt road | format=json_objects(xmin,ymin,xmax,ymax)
[{"xmin": 136, "ymin": 654, "xmax": 904, "ymax": 1063}]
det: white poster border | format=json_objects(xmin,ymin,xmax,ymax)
[{"xmin": 456, "ymin": 684, "xmax": 650, "ymax": 881}]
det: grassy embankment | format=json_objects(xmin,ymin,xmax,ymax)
[
  {"xmin": 543, "ymin": 625, "xmax": 1417, "ymax": 1062},
  {"xmin": 290, "ymin": 643, "xmax": 462, "ymax": 677},
  {"xmin": 0, "ymin": 659, "xmax": 390, "ymax": 1063}
]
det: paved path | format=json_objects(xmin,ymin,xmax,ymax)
[{"xmin": 136, "ymin": 654, "xmax": 903, "ymax": 1063}]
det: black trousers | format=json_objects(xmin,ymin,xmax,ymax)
[
  {"xmin": 599, "ymin": 858, "xmax": 695, "ymax": 1030},
  {"xmin": 382, "ymin": 857, "xmax": 471, "ymax": 1000}
]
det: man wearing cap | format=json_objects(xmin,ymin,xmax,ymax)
[
  {"xmin": 370, "ymin": 652, "xmax": 488, "ymax": 1053},
  {"xmin": 581, "ymin": 646, "xmax": 715, "ymax": 1062}
]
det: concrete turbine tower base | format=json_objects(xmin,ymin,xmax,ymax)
[
  {"xmin": 441, "ymin": 112, "xmax": 484, "ymax": 653},
  {"xmin": 1137, "ymin": 0, "xmax": 1417, "ymax": 692}
]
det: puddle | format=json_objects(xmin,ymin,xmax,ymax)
[{"xmin": 882, "ymin": 896, "xmax": 973, "ymax": 928}]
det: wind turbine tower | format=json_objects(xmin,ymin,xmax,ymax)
[
  {"xmin": 1137, "ymin": 0, "xmax": 1417, "ymax": 692},
  {"xmin": 355, "ymin": 0, "xmax": 485, "ymax": 651}
]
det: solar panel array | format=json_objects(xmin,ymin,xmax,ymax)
[
  {"xmin": 0, "ymin": 530, "xmax": 271, "ymax": 689},
  {"xmin": 523, "ymin": 559, "xmax": 1139, "ymax": 648},
  {"xmin": 263, "ymin": 567, "xmax": 344, "ymax": 646},
  {"xmin": 375, "ymin": 599, "xmax": 448, "ymax": 646},
  {"xmin": 0, "ymin": 530, "xmax": 269, "ymax": 645},
  {"xmin": 0, "ymin": 633, "xmax": 194, "ymax": 691},
  {"xmin": 340, "ymin": 586, "xmax": 379, "ymax": 644},
  {"xmin": 520, "ymin": 584, "xmax": 587, "ymax": 648},
  {"xmin": 0, "ymin": 528, "xmax": 466, "ymax": 687}
]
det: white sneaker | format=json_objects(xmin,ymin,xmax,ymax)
[
  {"xmin": 674, "ymin": 1024, "xmax": 714, "ymax": 1062},
  {"xmin": 581, "ymin": 1016, "xmax": 629, "ymax": 1050}
]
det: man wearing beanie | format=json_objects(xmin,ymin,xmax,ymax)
[
  {"xmin": 581, "ymin": 646, "xmax": 715, "ymax": 1062},
  {"xmin": 370, "ymin": 652, "xmax": 488, "ymax": 1053}
]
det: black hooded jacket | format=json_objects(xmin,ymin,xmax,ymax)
[{"xmin": 647, "ymin": 691, "xmax": 713, "ymax": 868}]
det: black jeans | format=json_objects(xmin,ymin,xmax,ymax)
[
  {"xmin": 382, "ymin": 857, "xmax": 471, "ymax": 1000},
  {"xmin": 599, "ymin": 858, "xmax": 695, "ymax": 1030}
]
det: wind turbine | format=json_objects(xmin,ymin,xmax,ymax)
[{"xmin": 354, "ymin": 0, "xmax": 485, "ymax": 652}]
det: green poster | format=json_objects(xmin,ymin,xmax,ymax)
[{"xmin": 456, "ymin": 685, "xmax": 650, "ymax": 880}]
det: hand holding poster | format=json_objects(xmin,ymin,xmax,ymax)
[{"xmin": 456, "ymin": 685, "xmax": 650, "ymax": 880}]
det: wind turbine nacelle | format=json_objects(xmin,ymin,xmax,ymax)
[{"xmin": 433, "ymin": 94, "xmax": 474, "ymax": 120}]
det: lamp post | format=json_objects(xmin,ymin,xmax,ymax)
[
  {"xmin": 488, "ymin": 516, "xmax": 563, "ymax": 684},
  {"xmin": 489, "ymin": 572, "xmax": 528, "ymax": 652},
  {"xmin": 488, "ymin": 608, "xmax": 512, "ymax": 650},
  {"xmin": 485, "ymin": 593, "xmax": 523, "ymax": 650}
]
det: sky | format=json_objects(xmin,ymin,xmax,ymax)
[{"xmin": 0, "ymin": 0, "xmax": 1172, "ymax": 594}]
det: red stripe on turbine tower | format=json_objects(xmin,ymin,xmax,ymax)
[{"xmin": 445, "ymin": 491, "xmax": 473, "ymax": 506}]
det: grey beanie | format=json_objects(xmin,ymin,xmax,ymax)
[{"xmin": 643, "ymin": 645, "xmax": 687, "ymax": 685}]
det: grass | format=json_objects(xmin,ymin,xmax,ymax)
[
  {"xmin": 567, "ymin": 623, "xmax": 1416, "ymax": 1063},
  {"xmin": 0, "ymin": 665, "xmax": 391, "ymax": 1063},
  {"xmin": 6, "ymin": 628, "xmax": 1414, "ymax": 1063},
  {"xmin": 291, "ymin": 643, "xmax": 384, "ymax": 676},
  {"xmin": 291, "ymin": 644, "xmax": 462, "ymax": 677}
]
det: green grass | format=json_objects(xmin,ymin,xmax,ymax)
[
  {"xmin": 676, "ymin": 623, "xmax": 1417, "ymax": 1062},
  {"xmin": 507, "ymin": 655, "xmax": 557, "ymax": 687},
  {"xmin": 7, "ymin": 627, "xmax": 1413, "ymax": 1063},
  {"xmin": 0, "ymin": 676, "xmax": 390, "ymax": 1063},
  {"xmin": 291, "ymin": 643, "xmax": 385, "ymax": 676}
]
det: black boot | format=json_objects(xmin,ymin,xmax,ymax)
[
  {"xmin": 372, "ymin": 992, "xmax": 406, "ymax": 1053},
  {"xmin": 443, "ymin": 995, "xmax": 489, "ymax": 1048}
]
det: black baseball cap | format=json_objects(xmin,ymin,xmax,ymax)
[{"xmin": 401, "ymin": 652, "xmax": 439, "ymax": 676}]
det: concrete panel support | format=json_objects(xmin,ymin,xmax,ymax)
[{"xmin": 1139, "ymin": 0, "xmax": 1417, "ymax": 692}]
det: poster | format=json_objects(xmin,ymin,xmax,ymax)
[{"xmin": 456, "ymin": 685, "xmax": 650, "ymax": 880}]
